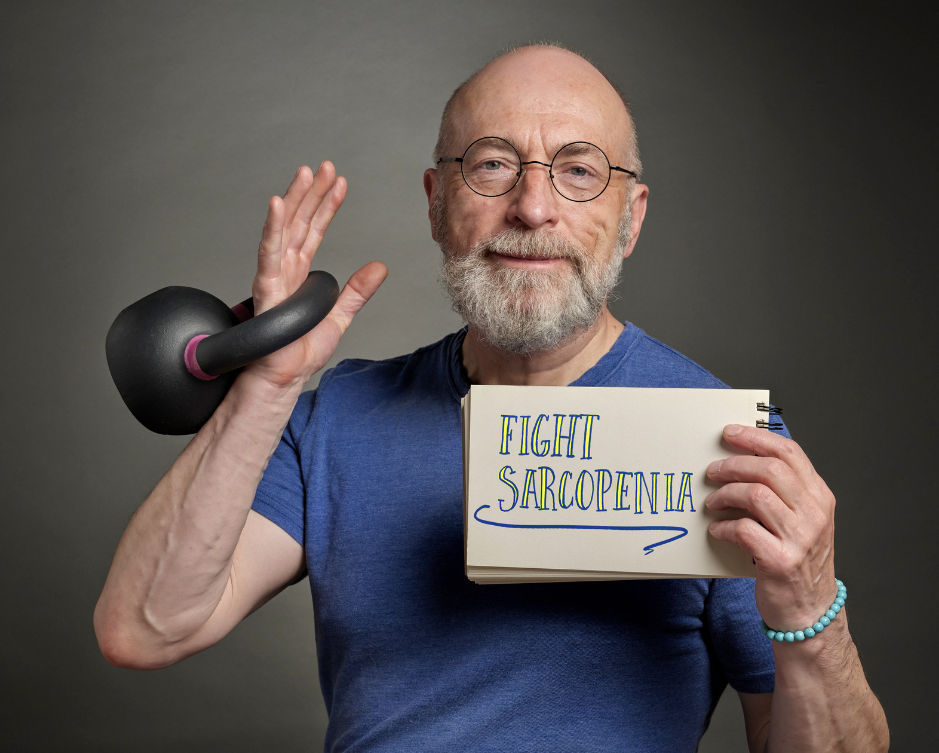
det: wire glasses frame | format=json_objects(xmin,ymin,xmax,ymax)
[{"xmin": 436, "ymin": 136, "xmax": 638, "ymax": 203}]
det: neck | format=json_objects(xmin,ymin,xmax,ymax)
[{"xmin": 462, "ymin": 309, "xmax": 624, "ymax": 386}]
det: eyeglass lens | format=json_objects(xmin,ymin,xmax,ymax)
[{"xmin": 460, "ymin": 137, "xmax": 612, "ymax": 201}]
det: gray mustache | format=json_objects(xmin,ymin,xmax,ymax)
[{"xmin": 475, "ymin": 229, "xmax": 588, "ymax": 270}]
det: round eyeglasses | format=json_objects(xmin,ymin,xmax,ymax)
[{"xmin": 436, "ymin": 137, "xmax": 637, "ymax": 203}]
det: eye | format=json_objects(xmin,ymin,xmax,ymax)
[
  {"xmin": 557, "ymin": 162, "xmax": 596, "ymax": 179},
  {"xmin": 484, "ymin": 160, "xmax": 503, "ymax": 171}
]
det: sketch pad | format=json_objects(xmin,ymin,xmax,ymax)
[{"xmin": 462, "ymin": 385, "xmax": 775, "ymax": 584}]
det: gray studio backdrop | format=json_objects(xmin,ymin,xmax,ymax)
[{"xmin": 3, "ymin": 2, "xmax": 936, "ymax": 750}]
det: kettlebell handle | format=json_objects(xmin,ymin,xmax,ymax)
[
  {"xmin": 106, "ymin": 269, "xmax": 342, "ymax": 434},
  {"xmin": 185, "ymin": 270, "xmax": 340, "ymax": 378}
]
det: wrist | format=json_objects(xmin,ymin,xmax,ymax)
[
  {"xmin": 200, "ymin": 369, "xmax": 304, "ymax": 447},
  {"xmin": 757, "ymin": 567, "xmax": 839, "ymax": 632},
  {"xmin": 775, "ymin": 588, "xmax": 839, "ymax": 634},
  {"xmin": 760, "ymin": 579, "xmax": 848, "ymax": 645},
  {"xmin": 231, "ymin": 368, "xmax": 306, "ymax": 407}
]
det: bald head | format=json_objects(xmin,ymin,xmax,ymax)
[{"xmin": 433, "ymin": 45, "xmax": 641, "ymax": 177}]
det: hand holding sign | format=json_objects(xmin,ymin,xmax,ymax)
[{"xmin": 705, "ymin": 425, "xmax": 838, "ymax": 634}]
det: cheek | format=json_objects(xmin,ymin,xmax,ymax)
[
  {"xmin": 567, "ymin": 207, "xmax": 618, "ymax": 254},
  {"xmin": 447, "ymin": 194, "xmax": 504, "ymax": 248}
]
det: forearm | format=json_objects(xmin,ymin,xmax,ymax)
[
  {"xmin": 705, "ymin": 428, "xmax": 889, "ymax": 751},
  {"xmin": 94, "ymin": 371, "xmax": 303, "ymax": 666},
  {"xmin": 765, "ymin": 612, "xmax": 888, "ymax": 752}
]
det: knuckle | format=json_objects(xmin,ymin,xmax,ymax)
[
  {"xmin": 747, "ymin": 484, "xmax": 769, "ymax": 509},
  {"xmin": 714, "ymin": 519, "xmax": 736, "ymax": 542},
  {"xmin": 736, "ymin": 519, "xmax": 763, "ymax": 550},
  {"xmin": 804, "ymin": 503, "xmax": 827, "ymax": 530},
  {"xmin": 777, "ymin": 437, "xmax": 797, "ymax": 458},
  {"xmin": 765, "ymin": 458, "xmax": 788, "ymax": 478},
  {"xmin": 735, "ymin": 518, "xmax": 755, "ymax": 540},
  {"xmin": 778, "ymin": 549, "xmax": 803, "ymax": 573},
  {"xmin": 750, "ymin": 430, "xmax": 769, "ymax": 453}
]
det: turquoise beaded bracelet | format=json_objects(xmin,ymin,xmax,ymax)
[{"xmin": 760, "ymin": 579, "xmax": 847, "ymax": 643}]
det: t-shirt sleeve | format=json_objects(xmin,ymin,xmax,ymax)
[
  {"xmin": 251, "ymin": 390, "xmax": 317, "ymax": 546},
  {"xmin": 705, "ymin": 577, "xmax": 776, "ymax": 694}
]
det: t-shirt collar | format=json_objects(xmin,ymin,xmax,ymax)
[{"xmin": 447, "ymin": 322, "xmax": 642, "ymax": 398}]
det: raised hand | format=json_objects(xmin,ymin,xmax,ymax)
[
  {"xmin": 246, "ymin": 162, "xmax": 387, "ymax": 389},
  {"xmin": 704, "ymin": 425, "xmax": 838, "ymax": 633}
]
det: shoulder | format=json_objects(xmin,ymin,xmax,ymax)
[
  {"xmin": 283, "ymin": 331, "xmax": 463, "ymax": 435},
  {"xmin": 320, "ymin": 330, "xmax": 462, "ymax": 395},
  {"xmin": 605, "ymin": 324, "xmax": 729, "ymax": 389},
  {"xmin": 621, "ymin": 327, "xmax": 791, "ymax": 437}
]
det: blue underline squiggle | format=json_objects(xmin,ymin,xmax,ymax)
[{"xmin": 473, "ymin": 504, "xmax": 688, "ymax": 555}]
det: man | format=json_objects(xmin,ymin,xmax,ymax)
[{"xmin": 95, "ymin": 45, "xmax": 888, "ymax": 751}]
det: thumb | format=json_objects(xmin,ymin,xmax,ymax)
[{"xmin": 326, "ymin": 261, "xmax": 388, "ymax": 336}]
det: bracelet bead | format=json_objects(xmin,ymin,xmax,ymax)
[{"xmin": 762, "ymin": 579, "xmax": 846, "ymax": 644}]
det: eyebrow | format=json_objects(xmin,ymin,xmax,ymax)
[{"xmin": 558, "ymin": 143, "xmax": 595, "ymax": 157}]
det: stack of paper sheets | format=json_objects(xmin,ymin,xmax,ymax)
[{"xmin": 462, "ymin": 385, "xmax": 771, "ymax": 584}]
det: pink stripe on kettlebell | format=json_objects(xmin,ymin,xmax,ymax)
[
  {"xmin": 184, "ymin": 335, "xmax": 217, "ymax": 381},
  {"xmin": 231, "ymin": 302, "xmax": 252, "ymax": 323}
]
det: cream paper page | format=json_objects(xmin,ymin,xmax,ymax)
[{"xmin": 464, "ymin": 386, "xmax": 770, "ymax": 579}]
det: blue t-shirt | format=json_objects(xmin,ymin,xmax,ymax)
[{"xmin": 253, "ymin": 323, "xmax": 778, "ymax": 752}]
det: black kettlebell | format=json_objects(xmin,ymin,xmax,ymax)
[{"xmin": 106, "ymin": 270, "xmax": 340, "ymax": 435}]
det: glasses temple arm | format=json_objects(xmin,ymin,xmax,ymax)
[{"xmin": 610, "ymin": 166, "xmax": 638, "ymax": 178}]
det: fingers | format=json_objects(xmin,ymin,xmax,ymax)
[
  {"xmin": 286, "ymin": 162, "xmax": 339, "ymax": 258},
  {"xmin": 256, "ymin": 195, "xmax": 286, "ymax": 280},
  {"xmin": 298, "ymin": 175, "xmax": 347, "ymax": 266},
  {"xmin": 708, "ymin": 516, "xmax": 784, "ymax": 565},
  {"xmin": 705, "ymin": 482, "xmax": 792, "ymax": 537},
  {"xmin": 324, "ymin": 261, "xmax": 389, "ymax": 337},
  {"xmin": 706, "ymin": 454, "xmax": 803, "ymax": 513},
  {"xmin": 282, "ymin": 165, "xmax": 316, "ymax": 230},
  {"xmin": 708, "ymin": 426, "xmax": 835, "ymax": 518},
  {"xmin": 721, "ymin": 424, "xmax": 816, "ymax": 480},
  {"xmin": 256, "ymin": 163, "xmax": 344, "ymax": 303}
]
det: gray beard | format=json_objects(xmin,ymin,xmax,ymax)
[{"xmin": 435, "ymin": 197, "xmax": 631, "ymax": 355}]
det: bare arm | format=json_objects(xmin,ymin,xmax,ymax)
[
  {"xmin": 707, "ymin": 427, "xmax": 888, "ymax": 752},
  {"xmin": 738, "ymin": 615, "xmax": 887, "ymax": 752},
  {"xmin": 94, "ymin": 163, "xmax": 387, "ymax": 669}
]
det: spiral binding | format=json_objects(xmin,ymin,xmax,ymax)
[{"xmin": 755, "ymin": 403, "xmax": 784, "ymax": 430}]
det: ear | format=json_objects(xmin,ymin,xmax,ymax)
[
  {"xmin": 424, "ymin": 168, "xmax": 440, "ymax": 242},
  {"xmin": 622, "ymin": 182, "xmax": 649, "ymax": 260}
]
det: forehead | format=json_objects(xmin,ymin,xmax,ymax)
[{"xmin": 454, "ymin": 49, "xmax": 631, "ymax": 160}]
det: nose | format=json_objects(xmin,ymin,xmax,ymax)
[{"xmin": 506, "ymin": 160, "xmax": 560, "ymax": 230}]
